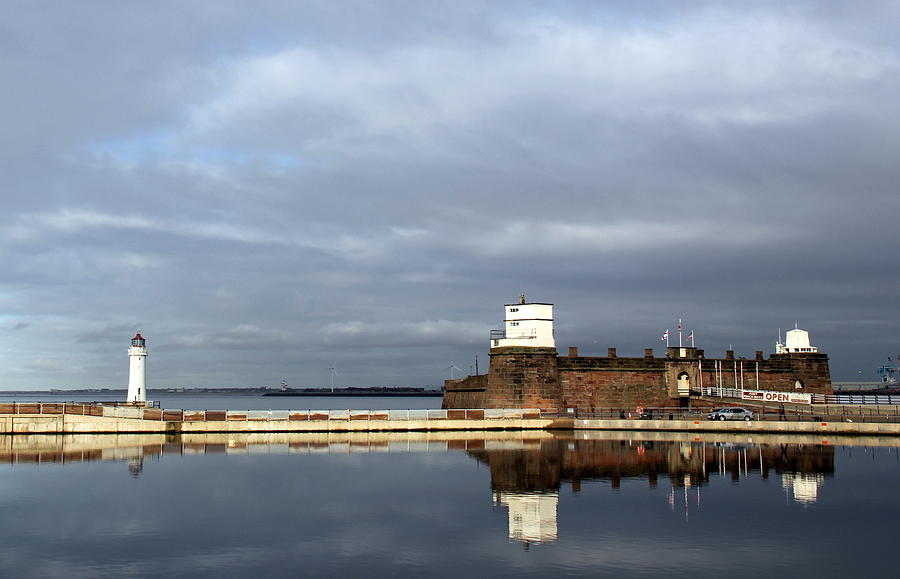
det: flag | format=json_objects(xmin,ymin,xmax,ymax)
[
  {"xmin": 688, "ymin": 331, "xmax": 693, "ymax": 340},
  {"xmin": 677, "ymin": 319, "xmax": 683, "ymax": 331},
  {"xmin": 661, "ymin": 330, "xmax": 669, "ymax": 341}
]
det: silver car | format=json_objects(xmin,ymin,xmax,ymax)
[{"xmin": 707, "ymin": 407, "xmax": 754, "ymax": 421}]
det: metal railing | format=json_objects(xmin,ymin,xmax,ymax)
[
  {"xmin": 564, "ymin": 406, "xmax": 900, "ymax": 424},
  {"xmin": 693, "ymin": 386, "xmax": 743, "ymax": 399},
  {"xmin": 0, "ymin": 402, "xmax": 158, "ymax": 416},
  {"xmin": 812, "ymin": 393, "xmax": 900, "ymax": 405},
  {"xmin": 692, "ymin": 386, "xmax": 900, "ymax": 406},
  {"xmin": 555, "ymin": 407, "xmax": 704, "ymax": 421},
  {"xmin": 0, "ymin": 403, "xmax": 105, "ymax": 416},
  {"xmin": 490, "ymin": 329, "xmax": 539, "ymax": 341}
]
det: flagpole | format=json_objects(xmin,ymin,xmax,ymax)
[{"xmin": 678, "ymin": 318, "xmax": 683, "ymax": 348}]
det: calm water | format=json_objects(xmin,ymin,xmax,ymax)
[
  {"xmin": 0, "ymin": 392, "xmax": 442, "ymax": 410},
  {"xmin": 1, "ymin": 430, "xmax": 898, "ymax": 578}
]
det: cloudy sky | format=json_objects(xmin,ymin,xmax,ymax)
[{"xmin": 1, "ymin": 1, "xmax": 898, "ymax": 390}]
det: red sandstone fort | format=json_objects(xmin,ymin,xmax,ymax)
[{"xmin": 442, "ymin": 297, "xmax": 832, "ymax": 411}]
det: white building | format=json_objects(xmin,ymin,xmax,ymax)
[
  {"xmin": 782, "ymin": 472, "xmax": 825, "ymax": 505},
  {"xmin": 776, "ymin": 327, "xmax": 818, "ymax": 354},
  {"xmin": 127, "ymin": 332, "xmax": 148, "ymax": 404},
  {"xmin": 496, "ymin": 490, "xmax": 559, "ymax": 544},
  {"xmin": 491, "ymin": 296, "xmax": 555, "ymax": 349}
]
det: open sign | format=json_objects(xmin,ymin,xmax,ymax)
[{"xmin": 742, "ymin": 390, "xmax": 811, "ymax": 404}]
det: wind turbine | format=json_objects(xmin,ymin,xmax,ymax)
[
  {"xmin": 328, "ymin": 362, "xmax": 338, "ymax": 393},
  {"xmin": 446, "ymin": 363, "xmax": 464, "ymax": 380}
]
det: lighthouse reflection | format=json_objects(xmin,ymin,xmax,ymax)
[
  {"xmin": 127, "ymin": 456, "xmax": 144, "ymax": 478},
  {"xmin": 0, "ymin": 430, "xmax": 844, "ymax": 545}
]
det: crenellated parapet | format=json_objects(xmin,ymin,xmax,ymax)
[{"xmin": 443, "ymin": 299, "xmax": 833, "ymax": 411}]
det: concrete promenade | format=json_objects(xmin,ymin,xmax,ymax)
[
  {"xmin": 3, "ymin": 405, "xmax": 900, "ymax": 435},
  {"xmin": 0, "ymin": 409, "xmax": 555, "ymax": 434},
  {"xmin": 567, "ymin": 417, "xmax": 900, "ymax": 436}
]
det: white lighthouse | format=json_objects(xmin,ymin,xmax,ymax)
[{"xmin": 127, "ymin": 332, "xmax": 148, "ymax": 404}]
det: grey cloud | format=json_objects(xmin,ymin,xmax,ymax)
[
  {"xmin": 0, "ymin": 1, "xmax": 897, "ymax": 389},
  {"xmin": 321, "ymin": 319, "xmax": 486, "ymax": 348}
]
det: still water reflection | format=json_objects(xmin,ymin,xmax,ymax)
[
  {"xmin": 469, "ymin": 433, "xmax": 835, "ymax": 545},
  {"xmin": 1, "ymin": 431, "xmax": 897, "ymax": 578}
]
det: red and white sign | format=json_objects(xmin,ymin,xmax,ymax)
[{"xmin": 741, "ymin": 390, "xmax": 811, "ymax": 404}]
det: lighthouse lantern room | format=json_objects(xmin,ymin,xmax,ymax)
[{"xmin": 127, "ymin": 332, "xmax": 148, "ymax": 404}]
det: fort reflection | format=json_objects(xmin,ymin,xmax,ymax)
[
  {"xmin": 0, "ymin": 430, "xmax": 891, "ymax": 544},
  {"xmin": 0, "ymin": 431, "xmax": 887, "ymax": 476},
  {"xmin": 469, "ymin": 435, "xmax": 835, "ymax": 492},
  {"xmin": 467, "ymin": 432, "xmax": 849, "ymax": 544}
]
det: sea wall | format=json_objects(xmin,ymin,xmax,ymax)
[
  {"xmin": 4, "ymin": 410, "xmax": 900, "ymax": 436},
  {"xmin": 570, "ymin": 418, "xmax": 900, "ymax": 436},
  {"xmin": 0, "ymin": 408, "xmax": 552, "ymax": 434}
]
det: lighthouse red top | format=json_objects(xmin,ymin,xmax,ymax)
[{"xmin": 131, "ymin": 333, "xmax": 145, "ymax": 347}]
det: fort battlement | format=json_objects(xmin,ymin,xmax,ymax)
[
  {"xmin": 443, "ymin": 300, "xmax": 832, "ymax": 412},
  {"xmin": 444, "ymin": 347, "xmax": 832, "ymax": 411}
]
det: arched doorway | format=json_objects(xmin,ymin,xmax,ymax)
[{"xmin": 677, "ymin": 372, "xmax": 691, "ymax": 396}]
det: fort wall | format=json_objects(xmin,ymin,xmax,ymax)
[
  {"xmin": 557, "ymin": 354, "xmax": 670, "ymax": 411},
  {"xmin": 484, "ymin": 347, "xmax": 561, "ymax": 411},
  {"xmin": 444, "ymin": 346, "xmax": 832, "ymax": 411},
  {"xmin": 441, "ymin": 374, "xmax": 487, "ymax": 409}
]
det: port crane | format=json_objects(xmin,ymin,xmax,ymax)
[{"xmin": 877, "ymin": 355, "xmax": 898, "ymax": 385}]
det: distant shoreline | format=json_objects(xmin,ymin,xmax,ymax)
[
  {"xmin": 263, "ymin": 388, "xmax": 443, "ymax": 397},
  {"xmin": 1, "ymin": 387, "xmax": 444, "ymax": 397}
]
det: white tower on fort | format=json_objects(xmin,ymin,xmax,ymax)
[
  {"xmin": 782, "ymin": 472, "xmax": 824, "ymax": 504},
  {"xmin": 491, "ymin": 295, "xmax": 555, "ymax": 349},
  {"xmin": 495, "ymin": 491, "xmax": 559, "ymax": 544},
  {"xmin": 127, "ymin": 332, "xmax": 148, "ymax": 404},
  {"xmin": 775, "ymin": 326, "xmax": 818, "ymax": 354}
]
